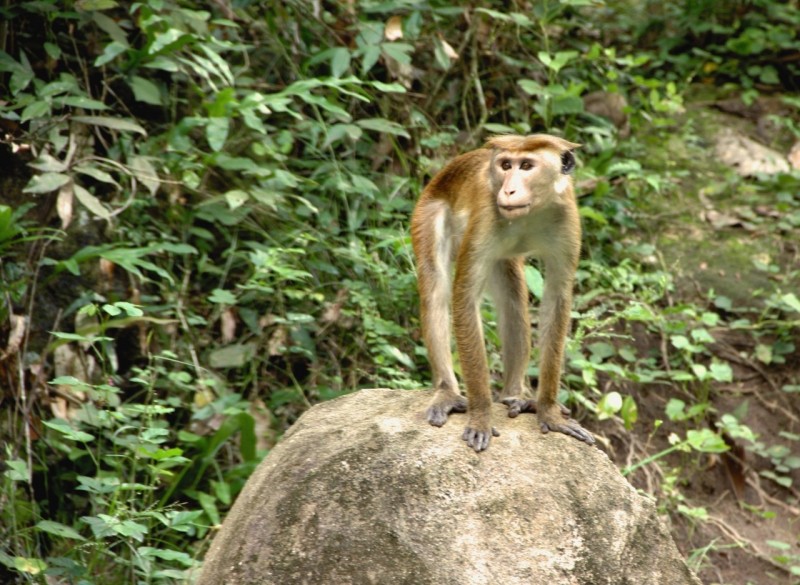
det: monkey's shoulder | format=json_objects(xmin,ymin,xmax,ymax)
[{"xmin": 425, "ymin": 149, "xmax": 491, "ymax": 196}]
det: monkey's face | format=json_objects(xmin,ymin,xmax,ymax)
[{"xmin": 490, "ymin": 147, "xmax": 572, "ymax": 220}]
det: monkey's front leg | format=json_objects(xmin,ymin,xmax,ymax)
[
  {"xmin": 531, "ymin": 268, "xmax": 595, "ymax": 445},
  {"xmin": 453, "ymin": 265, "xmax": 498, "ymax": 452}
]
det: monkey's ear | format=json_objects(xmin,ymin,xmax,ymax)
[{"xmin": 560, "ymin": 150, "xmax": 576, "ymax": 175}]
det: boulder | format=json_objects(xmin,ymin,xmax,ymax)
[{"xmin": 197, "ymin": 389, "xmax": 701, "ymax": 585}]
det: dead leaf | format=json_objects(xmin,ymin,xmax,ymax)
[
  {"xmin": 57, "ymin": 181, "xmax": 74, "ymax": 229},
  {"xmin": 384, "ymin": 15, "xmax": 403, "ymax": 41},
  {"xmin": 1, "ymin": 314, "xmax": 26, "ymax": 360},
  {"xmin": 322, "ymin": 288, "xmax": 349, "ymax": 324},
  {"xmin": 221, "ymin": 308, "xmax": 237, "ymax": 343},
  {"xmin": 441, "ymin": 37, "xmax": 459, "ymax": 60},
  {"xmin": 268, "ymin": 326, "xmax": 288, "ymax": 356},
  {"xmin": 789, "ymin": 141, "xmax": 800, "ymax": 170}
]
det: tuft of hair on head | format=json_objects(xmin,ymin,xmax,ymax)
[{"xmin": 484, "ymin": 134, "xmax": 581, "ymax": 153}]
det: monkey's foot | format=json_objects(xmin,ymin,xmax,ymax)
[
  {"xmin": 537, "ymin": 405, "xmax": 595, "ymax": 445},
  {"xmin": 501, "ymin": 397, "xmax": 570, "ymax": 419},
  {"xmin": 462, "ymin": 425, "xmax": 500, "ymax": 452},
  {"xmin": 426, "ymin": 394, "xmax": 467, "ymax": 427}
]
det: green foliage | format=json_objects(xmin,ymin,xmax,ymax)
[{"xmin": 0, "ymin": 0, "xmax": 798, "ymax": 582}]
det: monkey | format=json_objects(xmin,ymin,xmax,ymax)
[{"xmin": 411, "ymin": 134, "xmax": 595, "ymax": 452}]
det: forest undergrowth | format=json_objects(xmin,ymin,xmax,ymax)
[{"xmin": 1, "ymin": 1, "xmax": 799, "ymax": 583}]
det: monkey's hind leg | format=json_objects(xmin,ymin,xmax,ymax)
[
  {"xmin": 426, "ymin": 387, "xmax": 467, "ymax": 427},
  {"xmin": 501, "ymin": 396, "xmax": 570, "ymax": 418},
  {"xmin": 536, "ymin": 401, "xmax": 595, "ymax": 445}
]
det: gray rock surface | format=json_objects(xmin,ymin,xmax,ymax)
[{"xmin": 197, "ymin": 388, "xmax": 701, "ymax": 585}]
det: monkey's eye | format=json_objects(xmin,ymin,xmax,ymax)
[
  {"xmin": 519, "ymin": 160, "xmax": 534, "ymax": 171},
  {"xmin": 500, "ymin": 160, "xmax": 512, "ymax": 171}
]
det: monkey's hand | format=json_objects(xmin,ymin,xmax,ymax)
[
  {"xmin": 501, "ymin": 397, "xmax": 570, "ymax": 419},
  {"xmin": 462, "ymin": 425, "xmax": 500, "ymax": 452},
  {"xmin": 537, "ymin": 403, "xmax": 595, "ymax": 445},
  {"xmin": 426, "ymin": 394, "xmax": 468, "ymax": 427}
]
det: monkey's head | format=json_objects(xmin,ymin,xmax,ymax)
[{"xmin": 485, "ymin": 134, "xmax": 580, "ymax": 220}]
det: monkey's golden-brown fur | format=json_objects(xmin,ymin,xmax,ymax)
[{"xmin": 411, "ymin": 134, "xmax": 594, "ymax": 452}]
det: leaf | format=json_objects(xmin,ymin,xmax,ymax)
[
  {"xmin": 524, "ymin": 265, "xmax": 543, "ymax": 299},
  {"xmin": 384, "ymin": 15, "xmax": 403, "ymax": 41},
  {"xmin": 23, "ymin": 172, "xmax": 71, "ymax": 194},
  {"xmin": 13, "ymin": 557, "xmax": 46, "ymax": 575},
  {"xmin": 536, "ymin": 51, "xmax": 578, "ymax": 73},
  {"xmin": 36, "ymin": 520, "xmax": 86, "ymax": 541},
  {"xmin": 59, "ymin": 96, "xmax": 108, "ymax": 110},
  {"xmin": 57, "ymin": 182, "xmax": 73, "ymax": 229},
  {"xmin": 208, "ymin": 343, "xmax": 256, "ymax": 368},
  {"xmin": 206, "ymin": 117, "xmax": 230, "ymax": 152},
  {"xmin": 94, "ymin": 40, "xmax": 128, "ymax": 66},
  {"xmin": 3, "ymin": 459, "xmax": 29, "ymax": 482},
  {"xmin": 330, "ymin": 47, "xmax": 351, "ymax": 78},
  {"xmin": 518, "ymin": 79, "xmax": 544, "ymax": 96},
  {"xmin": 709, "ymin": 362, "xmax": 733, "ymax": 382},
  {"xmin": 150, "ymin": 28, "xmax": 187, "ymax": 54},
  {"xmin": 597, "ymin": 391, "xmax": 623, "ymax": 420},
  {"xmin": 780, "ymin": 292, "xmax": 800, "ymax": 313},
  {"xmin": 369, "ymin": 81, "xmax": 406, "ymax": 93},
  {"xmin": 43, "ymin": 419, "xmax": 95, "ymax": 442},
  {"xmin": 74, "ymin": 184, "xmax": 111, "ymax": 220},
  {"xmin": 356, "ymin": 118, "xmax": 410, "ymax": 138},
  {"xmin": 381, "ymin": 42, "xmax": 414, "ymax": 65},
  {"xmin": 128, "ymin": 75, "xmax": 163, "ymax": 105},
  {"xmin": 29, "ymin": 153, "xmax": 68, "ymax": 173},
  {"xmin": 686, "ymin": 429, "xmax": 728, "ymax": 453},
  {"xmin": 71, "ymin": 115, "xmax": 147, "ymax": 136},
  {"xmin": 209, "ymin": 288, "xmax": 237, "ymax": 304},
  {"xmin": 128, "ymin": 155, "xmax": 159, "ymax": 196}
]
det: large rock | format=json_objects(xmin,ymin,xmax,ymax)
[{"xmin": 197, "ymin": 389, "xmax": 701, "ymax": 585}]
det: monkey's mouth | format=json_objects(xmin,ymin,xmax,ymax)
[{"xmin": 498, "ymin": 204, "xmax": 531, "ymax": 218}]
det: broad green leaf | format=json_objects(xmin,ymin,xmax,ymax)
[
  {"xmin": 208, "ymin": 343, "xmax": 256, "ymax": 369},
  {"xmin": 709, "ymin": 362, "xmax": 733, "ymax": 382},
  {"xmin": 665, "ymin": 398, "xmax": 686, "ymax": 421},
  {"xmin": 686, "ymin": 429, "xmax": 728, "ymax": 453},
  {"xmin": 780, "ymin": 293, "xmax": 800, "ymax": 313},
  {"xmin": 43, "ymin": 419, "xmax": 95, "ymax": 442},
  {"xmin": 370, "ymin": 81, "xmax": 406, "ymax": 93},
  {"xmin": 59, "ymin": 96, "xmax": 108, "ymax": 110},
  {"xmin": 29, "ymin": 153, "xmax": 67, "ymax": 173},
  {"xmin": 76, "ymin": 0, "xmax": 118, "ymax": 9},
  {"xmin": 94, "ymin": 41, "xmax": 128, "ymax": 66},
  {"xmin": 21, "ymin": 100, "xmax": 51, "ymax": 122},
  {"xmin": 150, "ymin": 29, "xmax": 187, "ymax": 54},
  {"xmin": 209, "ymin": 288, "xmax": 237, "ymax": 304},
  {"xmin": 74, "ymin": 184, "xmax": 111, "ymax": 220},
  {"xmin": 128, "ymin": 75, "xmax": 163, "ymax": 105},
  {"xmin": 71, "ymin": 115, "xmax": 147, "ymax": 135},
  {"xmin": 597, "ymin": 391, "xmax": 623, "ymax": 420},
  {"xmin": 206, "ymin": 117, "xmax": 229, "ymax": 152},
  {"xmin": 75, "ymin": 163, "xmax": 120, "ymax": 187},
  {"xmin": 524, "ymin": 265, "xmax": 543, "ymax": 299},
  {"xmin": 356, "ymin": 118, "xmax": 410, "ymax": 138},
  {"xmin": 330, "ymin": 47, "xmax": 351, "ymax": 78},
  {"xmin": 484, "ymin": 123, "xmax": 516, "ymax": 134},
  {"xmin": 138, "ymin": 546, "xmax": 195, "ymax": 566},
  {"xmin": 621, "ymin": 396, "xmax": 638, "ymax": 430},
  {"xmin": 3, "ymin": 459, "xmax": 29, "ymax": 482},
  {"xmin": 92, "ymin": 12, "xmax": 129, "ymax": 45},
  {"xmin": 23, "ymin": 173, "xmax": 70, "ymax": 194},
  {"xmin": 128, "ymin": 155, "xmax": 160, "ymax": 196},
  {"xmin": 380, "ymin": 42, "xmax": 414, "ymax": 65},
  {"xmin": 13, "ymin": 558, "xmax": 46, "ymax": 575},
  {"xmin": 36, "ymin": 520, "xmax": 86, "ymax": 541}
]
